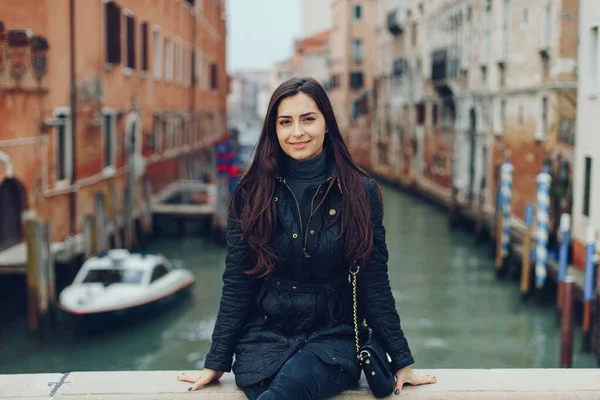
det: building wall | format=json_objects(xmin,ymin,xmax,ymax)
[
  {"xmin": 301, "ymin": 51, "xmax": 329, "ymax": 85},
  {"xmin": 0, "ymin": 0, "xmax": 227, "ymax": 244},
  {"xmin": 572, "ymin": 0, "xmax": 600, "ymax": 265},
  {"xmin": 329, "ymin": 0, "xmax": 376, "ymax": 143},
  {"xmin": 302, "ymin": 0, "xmax": 335, "ymax": 37}
]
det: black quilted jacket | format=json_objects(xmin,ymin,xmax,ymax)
[{"xmin": 203, "ymin": 168, "xmax": 414, "ymax": 387}]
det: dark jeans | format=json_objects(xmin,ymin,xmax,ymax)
[{"xmin": 242, "ymin": 350, "xmax": 358, "ymax": 400}]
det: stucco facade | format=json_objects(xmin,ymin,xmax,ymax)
[{"xmin": 0, "ymin": 0, "xmax": 228, "ymax": 251}]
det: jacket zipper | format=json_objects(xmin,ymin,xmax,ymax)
[
  {"xmin": 279, "ymin": 176, "xmax": 334, "ymax": 258},
  {"xmin": 282, "ymin": 180, "xmax": 304, "ymax": 239},
  {"xmin": 303, "ymin": 176, "xmax": 333, "ymax": 258}
]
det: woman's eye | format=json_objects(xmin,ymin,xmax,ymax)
[
  {"xmin": 279, "ymin": 120, "xmax": 291, "ymax": 126},
  {"xmin": 303, "ymin": 117, "xmax": 315, "ymax": 123}
]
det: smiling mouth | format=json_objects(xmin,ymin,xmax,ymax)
[{"xmin": 290, "ymin": 141, "xmax": 310, "ymax": 148}]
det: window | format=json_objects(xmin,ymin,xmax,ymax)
[
  {"xmin": 164, "ymin": 35, "xmax": 173, "ymax": 82},
  {"xmin": 210, "ymin": 63, "xmax": 218, "ymax": 89},
  {"xmin": 54, "ymin": 109, "xmax": 72, "ymax": 186},
  {"xmin": 125, "ymin": 12, "xmax": 135, "ymax": 70},
  {"xmin": 152, "ymin": 28, "xmax": 161, "ymax": 79},
  {"xmin": 518, "ymin": 104, "xmax": 524, "ymax": 126},
  {"xmin": 354, "ymin": 4, "xmax": 362, "ymax": 20},
  {"xmin": 173, "ymin": 114, "xmax": 182, "ymax": 148},
  {"xmin": 432, "ymin": 103, "xmax": 438, "ymax": 126},
  {"xmin": 194, "ymin": 49, "xmax": 202, "ymax": 81},
  {"xmin": 174, "ymin": 39, "xmax": 182, "ymax": 83},
  {"xmin": 183, "ymin": 44, "xmax": 190, "ymax": 86},
  {"xmin": 583, "ymin": 157, "xmax": 592, "ymax": 217},
  {"xmin": 412, "ymin": 23, "xmax": 418, "ymax": 47},
  {"xmin": 590, "ymin": 26, "xmax": 599, "ymax": 94},
  {"xmin": 104, "ymin": 1, "xmax": 121, "ymax": 64},
  {"xmin": 163, "ymin": 113, "xmax": 172, "ymax": 150},
  {"xmin": 140, "ymin": 22, "xmax": 148, "ymax": 72},
  {"xmin": 500, "ymin": 99, "xmax": 506, "ymax": 132},
  {"xmin": 150, "ymin": 264, "xmax": 170, "ymax": 283},
  {"xmin": 352, "ymin": 40, "xmax": 363, "ymax": 62},
  {"xmin": 501, "ymin": 0, "xmax": 510, "ymax": 61},
  {"xmin": 416, "ymin": 103, "xmax": 425, "ymax": 125},
  {"xmin": 541, "ymin": 0, "xmax": 553, "ymax": 49},
  {"xmin": 537, "ymin": 95, "xmax": 548, "ymax": 140},
  {"xmin": 521, "ymin": 8, "xmax": 528, "ymax": 29},
  {"xmin": 349, "ymin": 71, "xmax": 363, "ymax": 89},
  {"xmin": 83, "ymin": 269, "xmax": 145, "ymax": 285},
  {"xmin": 495, "ymin": 98, "xmax": 506, "ymax": 136},
  {"xmin": 480, "ymin": 10, "xmax": 491, "ymax": 65},
  {"xmin": 102, "ymin": 109, "xmax": 117, "ymax": 171}
]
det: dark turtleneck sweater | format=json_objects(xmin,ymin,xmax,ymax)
[{"xmin": 282, "ymin": 148, "xmax": 328, "ymax": 228}]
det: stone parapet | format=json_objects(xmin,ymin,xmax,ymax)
[{"xmin": 1, "ymin": 369, "xmax": 600, "ymax": 399}]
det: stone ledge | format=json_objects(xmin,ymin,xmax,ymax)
[{"xmin": 1, "ymin": 369, "xmax": 599, "ymax": 399}]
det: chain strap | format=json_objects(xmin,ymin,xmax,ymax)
[{"xmin": 350, "ymin": 263, "xmax": 361, "ymax": 361}]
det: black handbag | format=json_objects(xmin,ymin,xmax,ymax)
[{"xmin": 350, "ymin": 262, "xmax": 396, "ymax": 398}]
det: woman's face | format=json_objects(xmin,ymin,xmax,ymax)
[{"xmin": 275, "ymin": 92, "xmax": 326, "ymax": 161}]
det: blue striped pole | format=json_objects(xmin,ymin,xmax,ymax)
[
  {"xmin": 584, "ymin": 227, "xmax": 597, "ymax": 303},
  {"xmin": 500, "ymin": 162, "xmax": 514, "ymax": 258},
  {"xmin": 535, "ymin": 171, "xmax": 552, "ymax": 288},
  {"xmin": 557, "ymin": 214, "xmax": 571, "ymax": 284},
  {"xmin": 582, "ymin": 226, "xmax": 597, "ymax": 350}
]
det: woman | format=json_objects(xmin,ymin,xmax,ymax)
[{"xmin": 177, "ymin": 77, "xmax": 436, "ymax": 399}]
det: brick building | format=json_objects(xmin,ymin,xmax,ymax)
[{"xmin": 0, "ymin": 0, "xmax": 228, "ymax": 254}]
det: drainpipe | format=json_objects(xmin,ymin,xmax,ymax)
[
  {"xmin": 0, "ymin": 151, "xmax": 14, "ymax": 178},
  {"xmin": 69, "ymin": 0, "xmax": 77, "ymax": 236}
]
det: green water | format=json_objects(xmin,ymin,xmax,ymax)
[{"xmin": 0, "ymin": 183, "xmax": 596, "ymax": 374}]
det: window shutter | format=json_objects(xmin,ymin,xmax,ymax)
[
  {"xmin": 127, "ymin": 15, "xmax": 136, "ymax": 69},
  {"xmin": 105, "ymin": 2, "xmax": 121, "ymax": 64},
  {"xmin": 141, "ymin": 22, "xmax": 148, "ymax": 72},
  {"xmin": 211, "ymin": 63, "xmax": 217, "ymax": 89}
]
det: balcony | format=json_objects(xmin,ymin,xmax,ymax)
[
  {"xmin": 0, "ymin": 23, "xmax": 50, "ymax": 92},
  {"xmin": 430, "ymin": 49, "xmax": 460, "ymax": 82},
  {"xmin": 387, "ymin": 10, "xmax": 404, "ymax": 35}
]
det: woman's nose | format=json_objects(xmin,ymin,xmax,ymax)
[{"xmin": 292, "ymin": 124, "xmax": 303, "ymax": 137}]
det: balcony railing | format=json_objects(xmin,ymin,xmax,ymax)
[{"xmin": 387, "ymin": 9, "xmax": 404, "ymax": 35}]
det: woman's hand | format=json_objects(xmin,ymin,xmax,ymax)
[
  {"xmin": 177, "ymin": 369, "xmax": 224, "ymax": 391},
  {"xmin": 394, "ymin": 366, "xmax": 436, "ymax": 395}
]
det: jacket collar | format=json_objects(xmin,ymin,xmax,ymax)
[{"xmin": 275, "ymin": 152, "xmax": 341, "ymax": 194}]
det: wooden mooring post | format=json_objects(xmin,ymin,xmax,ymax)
[
  {"xmin": 25, "ymin": 219, "xmax": 55, "ymax": 339},
  {"xmin": 123, "ymin": 184, "xmax": 136, "ymax": 250},
  {"xmin": 108, "ymin": 183, "xmax": 122, "ymax": 248},
  {"xmin": 560, "ymin": 276, "xmax": 575, "ymax": 368},
  {"xmin": 142, "ymin": 174, "xmax": 153, "ymax": 235},
  {"xmin": 521, "ymin": 203, "xmax": 534, "ymax": 299},
  {"xmin": 83, "ymin": 215, "xmax": 98, "ymax": 259},
  {"xmin": 95, "ymin": 191, "xmax": 109, "ymax": 254}
]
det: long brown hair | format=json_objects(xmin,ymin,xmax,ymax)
[{"xmin": 230, "ymin": 77, "xmax": 380, "ymax": 276}]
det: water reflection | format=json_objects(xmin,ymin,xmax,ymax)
[{"xmin": 0, "ymin": 182, "xmax": 595, "ymax": 373}]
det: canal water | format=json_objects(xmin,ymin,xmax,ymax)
[{"xmin": 0, "ymin": 183, "xmax": 596, "ymax": 374}]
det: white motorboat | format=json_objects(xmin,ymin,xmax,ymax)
[{"xmin": 58, "ymin": 249, "xmax": 195, "ymax": 327}]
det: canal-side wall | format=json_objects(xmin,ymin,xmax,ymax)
[{"xmin": 2, "ymin": 370, "xmax": 599, "ymax": 399}]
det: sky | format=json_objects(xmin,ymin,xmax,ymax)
[{"xmin": 226, "ymin": 0, "xmax": 301, "ymax": 72}]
